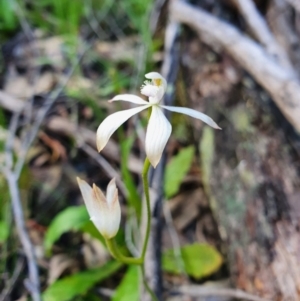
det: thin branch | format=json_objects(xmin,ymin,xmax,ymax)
[
  {"xmin": 79, "ymin": 143, "xmax": 128, "ymax": 197},
  {"xmin": 284, "ymin": 0, "xmax": 300, "ymax": 13},
  {"xmin": 3, "ymin": 41, "xmax": 90, "ymax": 301},
  {"xmin": 14, "ymin": 49, "xmax": 87, "ymax": 179},
  {"xmin": 0, "ymin": 257, "xmax": 25, "ymax": 301},
  {"xmin": 170, "ymin": 0, "xmax": 300, "ymax": 133},
  {"xmin": 4, "ymin": 170, "xmax": 41, "ymax": 301},
  {"xmin": 173, "ymin": 285, "xmax": 271, "ymax": 301},
  {"xmin": 231, "ymin": 0, "xmax": 293, "ymax": 70}
]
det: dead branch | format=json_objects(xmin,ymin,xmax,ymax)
[
  {"xmin": 173, "ymin": 285, "xmax": 271, "ymax": 301},
  {"xmin": 2, "ymin": 42, "xmax": 88, "ymax": 301},
  {"xmin": 170, "ymin": 0, "xmax": 300, "ymax": 134},
  {"xmin": 231, "ymin": 0, "xmax": 292, "ymax": 70},
  {"xmin": 46, "ymin": 116, "xmax": 142, "ymax": 174},
  {"xmin": 285, "ymin": 0, "xmax": 300, "ymax": 13},
  {"xmin": 0, "ymin": 91, "xmax": 25, "ymax": 113},
  {"xmin": 5, "ymin": 171, "xmax": 41, "ymax": 301},
  {"xmin": 79, "ymin": 143, "xmax": 128, "ymax": 197}
]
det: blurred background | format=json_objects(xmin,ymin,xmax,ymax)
[{"xmin": 1, "ymin": 0, "xmax": 300, "ymax": 300}]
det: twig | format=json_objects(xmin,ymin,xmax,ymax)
[
  {"xmin": 231, "ymin": 0, "xmax": 293, "ymax": 70},
  {"xmin": 0, "ymin": 257, "xmax": 25, "ymax": 301},
  {"xmin": 170, "ymin": 0, "xmax": 300, "ymax": 133},
  {"xmin": 14, "ymin": 50, "xmax": 87, "ymax": 179},
  {"xmin": 3, "ymin": 41, "xmax": 89, "ymax": 301},
  {"xmin": 46, "ymin": 116, "xmax": 142, "ymax": 173},
  {"xmin": 0, "ymin": 96, "xmax": 143, "ymax": 174},
  {"xmin": 0, "ymin": 91, "xmax": 25, "ymax": 113},
  {"xmin": 79, "ymin": 143, "xmax": 128, "ymax": 197},
  {"xmin": 150, "ymin": 0, "xmax": 168, "ymax": 34},
  {"xmin": 173, "ymin": 285, "xmax": 271, "ymax": 301},
  {"xmin": 4, "ymin": 170, "xmax": 41, "ymax": 301},
  {"xmin": 284, "ymin": 0, "xmax": 300, "ymax": 13},
  {"xmin": 13, "ymin": 1, "xmax": 48, "ymax": 136}
]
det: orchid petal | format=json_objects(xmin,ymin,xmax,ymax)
[
  {"xmin": 92, "ymin": 188, "xmax": 120, "ymax": 238},
  {"xmin": 145, "ymin": 72, "xmax": 167, "ymax": 92},
  {"xmin": 145, "ymin": 106, "xmax": 172, "ymax": 168},
  {"xmin": 140, "ymin": 84, "xmax": 159, "ymax": 98},
  {"xmin": 161, "ymin": 105, "xmax": 221, "ymax": 129},
  {"xmin": 76, "ymin": 177, "xmax": 95, "ymax": 218},
  {"xmin": 110, "ymin": 94, "xmax": 148, "ymax": 105},
  {"xmin": 96, "ymin": 105, "xmax": 150, "ymax": 152},
  {"xmin": 105, "ymin": 189, "xmax": 121, "ymax": 238},
  {"xmin": 77, "ymin": 177, "xmax": 121, "ymax": 239},
  {"xmin": 106, "ymin": 178, "xmax": 117, "ymax": 207},
  {"xmin": 149, "ymin": 86, "xmax": 165, "ymax": 104}
]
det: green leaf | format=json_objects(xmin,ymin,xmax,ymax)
[
  {"xmin": 164, "ymin": 146, "xmax": 195, "ymax": 198},
  {"xmin": 43, "ymin": 261, "xmax": 122, "ymax": 301},
  {"xmin": 112, "ymin": 266, "xmax": 140, "ymax": 301},
  {"xmin": 200, "ymin": 127, "xmax": 214, "ymax": 188},
  {"xmin": 44, "ymin": 206, "xmax": 88, "ymax": 253},
  {"xmin": 0, "ymin": 221, "xmax": 9, "ymax": 243},
  {"xmin": 162, "ymin": 243, "xmax": 223, "ymax": 279}
]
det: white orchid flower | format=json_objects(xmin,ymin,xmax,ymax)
[
  {"xmin": 97, "ymin": 72, "xmax": 221, "ymax": 167},
  {"xmin": 77, "ymin": 177, "xmax": 121, "ymax": 239}
]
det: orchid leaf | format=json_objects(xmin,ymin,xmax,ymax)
[
  {"xmin": 164, "ymin": 146, "xmax": 195, "ymax": 198},
  {"xmin": 43, "ymin": 261, "xmax": 122, "ymax": 301},
  {"xmin": 163, "ymin": 243, "xmax": 223, "ymax": 279},
  {"xmin": 112, "ymin": 266, "xmax": 139, "ymax": 301}
]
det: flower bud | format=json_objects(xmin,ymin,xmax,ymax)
[{"xmin": 77, "ymin": 177, "xmax": 121, "ymax": 239}]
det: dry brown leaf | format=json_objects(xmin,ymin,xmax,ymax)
[
  {"xmin": 33, "ymin": 36, "xmax": 65, "ymax": 68},
  {"xmin": 4, "ymin": 71, "xmax": 56, "ymax": 99},
  {"xmin": 0, "ymin": 90, "xmax": 25, "ymax": 112},
  {"xmin": 167, "ymin": 188, "xmax": 207, "ymax": 231},
  {"xmin": 94, "ymin": 36, "xmax": 139, "ymax": 62},
  {"xmin": 38, "ymin": 131, "xmax": 67, "ymax": 162},
  {"xmin": 82, "ymin": 233, "xmax": 109, "ymax": 268},
  {"xmin": 47, "ymin": 254, "xmax": 78, "ymax": 285}
]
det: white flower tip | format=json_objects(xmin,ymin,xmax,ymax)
[
  {"xmin": 106, "ymin": 178, "xmax": 118, "ymax": 206},
  {"xmin": 96, "ymin": 139, "xmax": 104, "ymax": 152},
  {"xmin": 148, "ymin": 151, "xmax": 163, "ymax": 168},
  {"xmin": 145, "ymin": 72, "xmax": 164, "ymax": 80},
  {"xmin": 145, "ymin": 72, "xmax": 167, "ymax": 91},
  {"xmin": 150, "ymin": 159, "xmax": 159, "ymax": 168},
  {"xmin": 210, "ymin": 121, "xmax": 222, "ymax": 130},
  {"xmin": 108, "ymin": 177, "xmax": 116, "ymax": 187},
  {"xmin": 96, "ymin": 127, "xmax": 106, "ymax": 152},
  {"xmin": 77, "ymin": 177, "xmax": 92, "ymax": 195}
]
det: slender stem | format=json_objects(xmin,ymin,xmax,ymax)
[
  {"xmin": 106, "ymin": 238, "xmax": 142, "ymax": 265},
  {"xmin": 141, "ymin": 158, "xmax": 151, "ymax": 261},
  {"xmin": 141, "ymin": 265, "xmax": 159, "ymax": 301}
]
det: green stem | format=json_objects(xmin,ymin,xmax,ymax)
[
  {"xmin": 141, "ymin": 158, "xmax": 151, "ymax": 261},
  {"xmin": 106, "ymin": 238, "xmax": 142, "ymax": 265}
]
